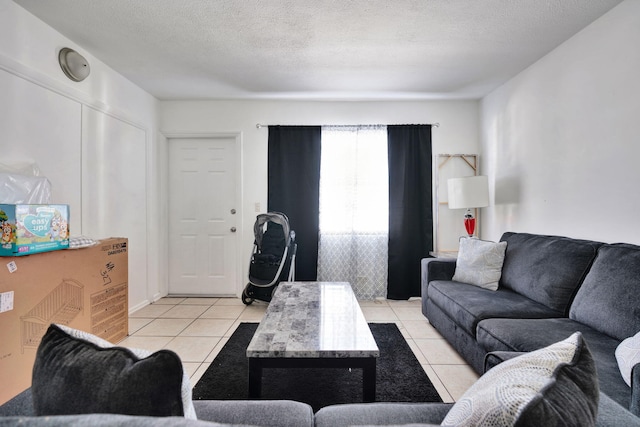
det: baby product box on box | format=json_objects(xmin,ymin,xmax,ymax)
[
  {"xmin": 0, "ymin": 237, "xmax": 128, "ymax": 404},
  {"xmin": 0, "ymin": 204, "xmax": 69, "ymax": 256}
]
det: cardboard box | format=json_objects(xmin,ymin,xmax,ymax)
[
  {"xmin": 0, "ymin": 204, "xmax": 70, "ymax": 256},
  {"xmin": 0, "ymin": 238, "xmax": 128, "ymax": 404}
]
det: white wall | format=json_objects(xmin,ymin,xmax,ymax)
[
  {"xmin": 160, "ymin": 99, "xmax": 480, "ymax": 293},
  {"xmin": 480, "ymin": 0, "xmax": 640, "ymax": 245},
  {"xmin": 0, "ymin": 0, "xmax": 162, "ymax": 311}
]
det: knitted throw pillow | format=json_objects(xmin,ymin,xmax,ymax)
[{"xmin": 441, "ymin": 332, "xmax": 599, "ymax": 427}]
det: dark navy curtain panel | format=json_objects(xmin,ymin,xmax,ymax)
[
  {"xmin": 387, "ymin": 125, "xmax": 433, "ymax": 300},
  {"xmin": 267, "ymin": 126, "xmax": 321, "ymax": 281}
]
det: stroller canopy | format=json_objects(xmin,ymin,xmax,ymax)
[{"xmin": 253, "ymin": 212, "xmax": 292, "ymax": 249}]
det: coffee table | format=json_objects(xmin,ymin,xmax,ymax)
[{"xmin": 246, "ymin": 281, "xmax": 379, "ymax": 402}]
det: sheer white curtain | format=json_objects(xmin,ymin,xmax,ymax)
[{"xmin": 317, "ymin": 125, "xmax": 388, "ymax": 299}]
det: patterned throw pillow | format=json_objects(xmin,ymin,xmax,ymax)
[
  {"xmin": 441, "ymin": 332, "xmax": 599, "ymax": 427},
  {"xmin": 32, "ymin": 324, "xmax": 197, "ymax": 419},
  {"xmin": 616, "ymin": 331, "xmax": 640, "ymax": 386},
  {"xmin": 452, "ymin": 237, "xmax": 507, "ymax": 290}
]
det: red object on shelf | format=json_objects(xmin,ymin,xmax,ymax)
[{"xmin": 464, "ymin": 217, "xmax": 476, "ymax": 236}]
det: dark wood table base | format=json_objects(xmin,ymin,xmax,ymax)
[{"xmin": 248, "ymin": 356, "xmax": 377, "ymax": 402}]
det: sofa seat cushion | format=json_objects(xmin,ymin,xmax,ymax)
[
  {"xmin": 477, "ymin": 317, "xmax": 631, "ymax": 409},
  {"xmin": 314, "ymin": 402, "xmax": 453, "ymax": 427},
  {"xmin": 499, "ymin": 232, "xmax": 602, "ymax": 314},
  {"xmin": 193, "ymin": 400, "xmax": 314, "ymax": 427},
  {"xmin": 570, "ymin": 243, "xmax": 640, "ymax": 341},
  {"xmin": 427, "ymin": 280, "xmax": 560, "ymax": 337}
]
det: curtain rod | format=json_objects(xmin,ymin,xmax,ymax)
[{"xmin": 256, "ymin": 123, "xmax": 439, "ymax": 129}]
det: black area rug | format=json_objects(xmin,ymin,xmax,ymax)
[{"xmin": 192, "ymin": 322, "xmax": 442, "ymax": 411}]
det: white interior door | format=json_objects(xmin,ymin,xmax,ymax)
[{"xmin": 168, "ymin": 137, "xmax": 238, "ymax": 296}]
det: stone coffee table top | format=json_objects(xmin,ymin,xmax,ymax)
[{"xmin": 247, "ymin": 281, "xmax": 379, "ymax": 358}]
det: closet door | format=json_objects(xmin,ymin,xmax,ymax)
[{"xmin": 82, "ymin": 107, "xmax": 148, "ymax": 308}]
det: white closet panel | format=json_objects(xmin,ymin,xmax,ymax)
[
  {"xmin": 81, "ymin": 106, "xmax": 148, "ymax": 308},
  {"xmin": 0, "ymin": 69, "xmax": 81, "ymax": 214}
]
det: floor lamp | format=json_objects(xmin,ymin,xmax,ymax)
[{"xmin": 447, "ymin": 176, "xmax": 489, "ymax": 237}]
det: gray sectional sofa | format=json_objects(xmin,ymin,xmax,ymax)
[
  {"xmin": 4, "ymin": 386, "xmax": 640, "ymax": 426},
  {"xmin": 3, "ymin": 231, "xmax": 639, "ymax": 426},
  {"xmin": 422, "ymin": 232, "xmax": 640, "ymax": 419}
]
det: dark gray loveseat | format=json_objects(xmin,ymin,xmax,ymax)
[{"xmin": 422, "ymin": 232, "xmax": 640, "ymax": 419}]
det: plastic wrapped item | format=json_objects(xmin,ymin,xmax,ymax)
[{"xmin": 0, "ymin": 163, "xmax": 51, "ymax": 204}]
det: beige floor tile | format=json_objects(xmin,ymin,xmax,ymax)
[
  {"xmin": 205, "ymin": 336, "xmax": 230, "ymax": 362},
  {"xmin": 180, "ymin": 297, "xmax": 219, "ymax": 306},
  {"xmin": 215, "ymin": 298, "xmax": 246, "ymax": 306},
  {"xmin": 422, "ymin": 365, "xmax": 454, "ymax": 403},
  {"xmin": 228, "ymin": 320, "xmax": 247, "ymax": 336},
  {"xmin": 387, "ymin": 298, "xmax": 422, "ymax": 307},
  {"xmin": 179, "ymin": 318, "xmax": 236, "ymax": 337},
  {"xmin": 357, "ymin": 299, "xmax": 388, "ymax": 307},
  {"xmin": 154, "ymin": 297, "xmax": 186, "ymax": 305},
  {"xmin": 117, "ymin": 335, "xmax": 173, "ymax": 353},
  {"xmin": 414, "ymin": 339, "xmax": 467, "ymax": 365},
  {"xmin": 190, "ymin": 362, "xmax": 211, "ymax": 385},
  {"xmin": 164, "ymin": 336, "xmax": 222, "ymax": 363},
  {"xmin": 130, "ymin": 304, "xmax": 173, "ymax": 318},
  {"xmin": 391, "ymin": 307, "xmax": 425, "ymax": 320},
  {"xmin": 160, "ymin": 304, "xmax": 210, "ymax": 319},
  {"xmin": 361, "ymin": 306, "xmax": 398, "ymax": 321},
  {"xmin": 391, "ymin": 320, "xmax": 407, "ymax": 335},
  {"xmin": 182, "ymin": 362, "xmax": 201, "ymax": 379},
  {"xmin": 405, "ymin": 338, "xmax": 428, "ymax": 364},
  {"xmin": 128, "ymin": 318, "xmax": 154, "ymax": 334},
  {"xmin": 238, "ymin": 305, "xmax": 267, "ymax": 321},
  {"xmin": 431, "ymin": 364, "xmax": 479, "ymax": 401},
  {"xmin": 200, "ymin": 305, "xmax": 245, "ymax": 319},
  {"xmin": 134, "ymin": 318, "xmax": 194, "ymax": 336},
  {"xmin": 401, "ymin": 320, "xmax": 442, "ymax": 339}
]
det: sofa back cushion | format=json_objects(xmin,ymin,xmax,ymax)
[
  {"xmin": 570, "ymin": 243, "xmax": 640, "ymax": 341},
  {"xmin": 499, "ymin": 232, "xmax": 602, "ymax": 314}
]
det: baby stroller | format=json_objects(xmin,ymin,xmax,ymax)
[{"xmin": 242, "ymin": 212, "xmax": 296, "ymax": 305}]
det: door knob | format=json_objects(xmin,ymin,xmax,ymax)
[
  {"xmin": 230, "ymin": 227, "xmax": 237, "ymax": 232},
  {"xmin": 230, "ymin": 209, "xmax": 236, "ymax": 214}
]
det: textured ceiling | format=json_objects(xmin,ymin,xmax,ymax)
[{"xmin": 14, "ymin": 0, "xmax": 623, "ymax": 100}]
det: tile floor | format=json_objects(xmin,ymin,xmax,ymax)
[{"xmin": 123, "ymin": 297, "xmax": 479, "ymax": 403}]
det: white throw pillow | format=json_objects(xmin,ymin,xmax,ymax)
[
  {"xmin": 616, "ymin": 331, "xmax": 640, "ymax": 387},
  {"xmin": 56, "ymin": 324, "xmax": 197, "ymax": 419},
  {"xmin": 452, "ymin": 237, "xmax": 507, "ymax": 290},
  {"xmin": 441, "ymin": 332, "xmax": 599, "ymax": 427}
]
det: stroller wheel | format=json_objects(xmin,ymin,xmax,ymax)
[{"xmin": 242, "ymin": 289, "xmax": 254, "ymax": 305}]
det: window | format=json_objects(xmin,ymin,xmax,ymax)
[{"xmin": 317, "ymin": 125, "xmax": 388, "ymax": 299}]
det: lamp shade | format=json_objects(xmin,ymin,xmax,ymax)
[{"xmin": 447, "ymin": 175, "xmax": 489, "ymax": 209}]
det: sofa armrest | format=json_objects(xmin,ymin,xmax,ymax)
[
  {"xmin": 631, "ymin": 363, "xmax": 640, "ymax": 416},
  {"xmin": 484, "ymin": 351, "xmax": 527, "ymax": 373},
  {"xmin": 0, "ymin": 388, "xmax": 34, "ymax": 416},
  {"xmin": 421, "ymin": 258, "xmax": 457, "ymax": 318},
  {"xmin": 421, "ymin": 258, "xmax": 456, "ymax": 285},
  {"xmin": 193, "ymin": 399, "xmax": 313, "ymax": 427}
]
